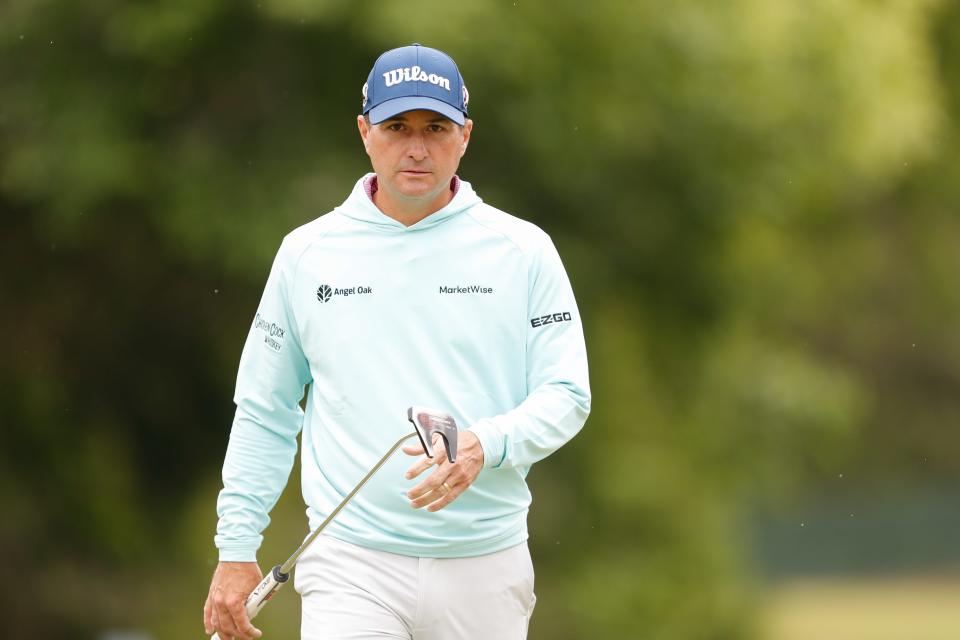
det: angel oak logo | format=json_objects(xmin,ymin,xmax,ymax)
[{"xmin": 316, "ymin": 283, "xmax": 373, "ymax": 303}]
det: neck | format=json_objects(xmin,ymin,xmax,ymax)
[
  {"xmin": 374, "ymin": 191, "xmax": 452, "ymax": 226},
  {"xmin": 368, "ymin": 176, "xmax": 458, "ymax": 227}
]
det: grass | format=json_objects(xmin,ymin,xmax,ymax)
[{"xmin": 761, "ymin": 574, "xmax": 960, "ymax": 640}]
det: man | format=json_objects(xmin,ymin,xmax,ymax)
[{"xmin": 203, "ymin": 43, "xmax": 590, "ymax": 640}]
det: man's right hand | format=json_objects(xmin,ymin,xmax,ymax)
[{"xmin": 203, "ymin": 561, "xmax": 264, "ymax": 639}]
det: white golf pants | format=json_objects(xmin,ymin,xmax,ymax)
[{"xmin": 294, "ymin": 535, "xmax": 536, "ymax": 639}]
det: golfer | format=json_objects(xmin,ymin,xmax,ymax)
[{"xmin": 203, "ymin": 43, "xmax": 591, "ymax": 640}]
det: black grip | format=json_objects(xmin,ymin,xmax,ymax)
[{"xmin": 272, "ymin": 564, "xmax": 290, "ymax": 583}]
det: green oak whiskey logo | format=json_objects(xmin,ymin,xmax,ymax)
[{"xmin": 254, "ymin": 314, "xmax": 286, "ymax": 352}]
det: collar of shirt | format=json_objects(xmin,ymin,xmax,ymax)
[{"xmin": 363, "ymin": 174, "xmax": 461, "ymax": 201}]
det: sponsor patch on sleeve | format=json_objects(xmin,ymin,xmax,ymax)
[
  {"xmin": 530, "ymin": 311, "xmax": 572, "ymax": 328},
  {"xmin": 254, "ymin": 313, "xmax": 286, "ymax": 352}
]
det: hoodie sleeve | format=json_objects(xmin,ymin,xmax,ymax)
[
  {"xmin": 469, "ymin": 235, "xmax": 591, "ymax": 469},
  {"xmin": 215, "ymin": 238, "xmax": 312, "ymax": 562}
]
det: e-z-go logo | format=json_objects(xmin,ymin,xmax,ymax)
[{"xmin": 316, "ymin": 283, "xmax": 372, "ymax": 303}]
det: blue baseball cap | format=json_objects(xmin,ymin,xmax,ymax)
[{"xmin": 362, "ymin": 44, "xmax": 469, "ymax": 125}]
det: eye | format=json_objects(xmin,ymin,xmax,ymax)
[
  {"xmin": 386, "ymin": 123, "xmax": 404, "ymax": 132},
  {"xmin": 427, "ymin": 124, "xmax": 445, "ymax": 133}
]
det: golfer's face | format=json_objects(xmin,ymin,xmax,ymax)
[{"xmin": 359, "ymin": 109, "xmax": 472, "ymax": 206}]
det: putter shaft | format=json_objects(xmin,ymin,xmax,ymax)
[
  {"xmin": 211, "ymin": 409, "xmax": 460, "ymax": 640},
  {"xmin": 280, "ymin": 431, "xmax": 417, "ymax": 573},
  {"xmin": 210, "ymin": 432, "xmax": 417, "ymax": 640}
]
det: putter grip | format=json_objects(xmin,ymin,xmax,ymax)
[{"xmin": 210, "ymin": 564, "xmax": 289, "ymax": 640}]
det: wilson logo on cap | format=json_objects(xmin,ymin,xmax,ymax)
[{"xmin": 382, "ymin": 65, "xmax": 451, "ymax": 91}]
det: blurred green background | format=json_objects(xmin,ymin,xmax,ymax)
[{"xmin": 2, "ymin": 1, "xmax": 959, "ymax": 638}]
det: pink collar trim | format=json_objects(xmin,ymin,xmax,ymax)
[{"xmin": 363, "ymin": 175, "xmax": 461, "ymax": 201}]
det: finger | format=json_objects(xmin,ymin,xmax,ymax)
[
  {"xmin": 203, "ymin": 594, "xmax": 213, "ymax": 634},
  {"xmin": 405, "ymin": 452, "xmax": 443, "ymax": 480},
  {"xmin": 426, "ymin": 489, "xmax": 458, "ymax": 512},
  {"xmin": 408, "ymin": 476, "xmax": 455, "ymax": 508},
  {"xmin": 213, "ymin": 594, "xmax": 241, "ymax": 639},
  {"xmin": 227, "ymin": 597, "xmax": 262, "ymax": 640},
  {"xmin": 425, "ymin": 481, "xmax": 463, "ymax": 512},
  {"xmin": 236, "ymin": 616, "xmax": 263, "ymax": 640},
  {"xmin": 408, "ymin": 433, "xmax": 452, "ymax": 476},
  {"xmin": 406, "ymin": 467, "xmax": 447, "ymax": 500},
  {"xmin": 409, "ymin": 484, "xmax": 450, "ymax": 509}
]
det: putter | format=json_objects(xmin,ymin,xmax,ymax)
[{"xmin": 210, "ymin": 407, "xmax": 458, "ymax": 639}]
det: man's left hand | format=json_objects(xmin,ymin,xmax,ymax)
[{"xmin": 404, "ymin": 430, "xmax": 484, "ymax": 512}]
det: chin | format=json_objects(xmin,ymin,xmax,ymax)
[
  {"xmin": 400, "ymin": 189, "xmax": 439, "ymax": 201},
  {"xmin": 395, "ymin": 181, "xmax": 440, "ymax": 199}
]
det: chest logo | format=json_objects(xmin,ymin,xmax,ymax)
[
  {"xmin": 439, "ymin": 284, "xmax": 494, "ymax": 294},
  {"xmin": 316, "ymin": 283, "xmax": 373, "ymax": 303}
]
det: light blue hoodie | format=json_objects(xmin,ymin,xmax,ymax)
[{"xmin": 216, "ymin": 175, "xmax": 591, "ymax": 561}]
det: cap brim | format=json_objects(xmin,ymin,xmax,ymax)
[{"xmin": 367, "ymin": 96, "xmax": 465, "ymax": 125}]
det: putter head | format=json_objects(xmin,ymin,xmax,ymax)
[{"xmin": 407, "ymin": 406, "xmax": 458, "ymax": 463}]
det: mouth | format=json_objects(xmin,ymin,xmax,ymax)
[{"xmin": 399, "ymin": 169, "xmax": 431, "ymax": 176}]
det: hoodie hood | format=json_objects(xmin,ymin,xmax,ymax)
[{"xmin": 336, "ymin": 173, "xmax": 483, "ymax": 232}]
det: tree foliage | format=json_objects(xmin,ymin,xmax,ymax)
[{"xmin": 2, "ymin": 1, "xmax": 958, "ymax": 637}]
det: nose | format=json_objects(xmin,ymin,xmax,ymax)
[{"xmin": 406, "ymin": 132, "xmax": 428, "ymax": 161}]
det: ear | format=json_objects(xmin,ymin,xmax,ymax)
[
  {"xmin": 459, "ymin": 119, "xmax": 473, "ymax": 158},
  {"xmin": 357, "ymin": 115, "xmax": 372, "ymax": 153}
]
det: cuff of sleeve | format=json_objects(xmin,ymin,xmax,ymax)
[
  {"xmin": 218, "ymin": 547, "xmax": 259, "ymax": 563},
  {"xmin": 469, "ymin": 420, "xmax": 506, "ymax": 469},
  {"xmin": 215, "ymin": 534, "xmax": 262, "ymax": 563}
]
